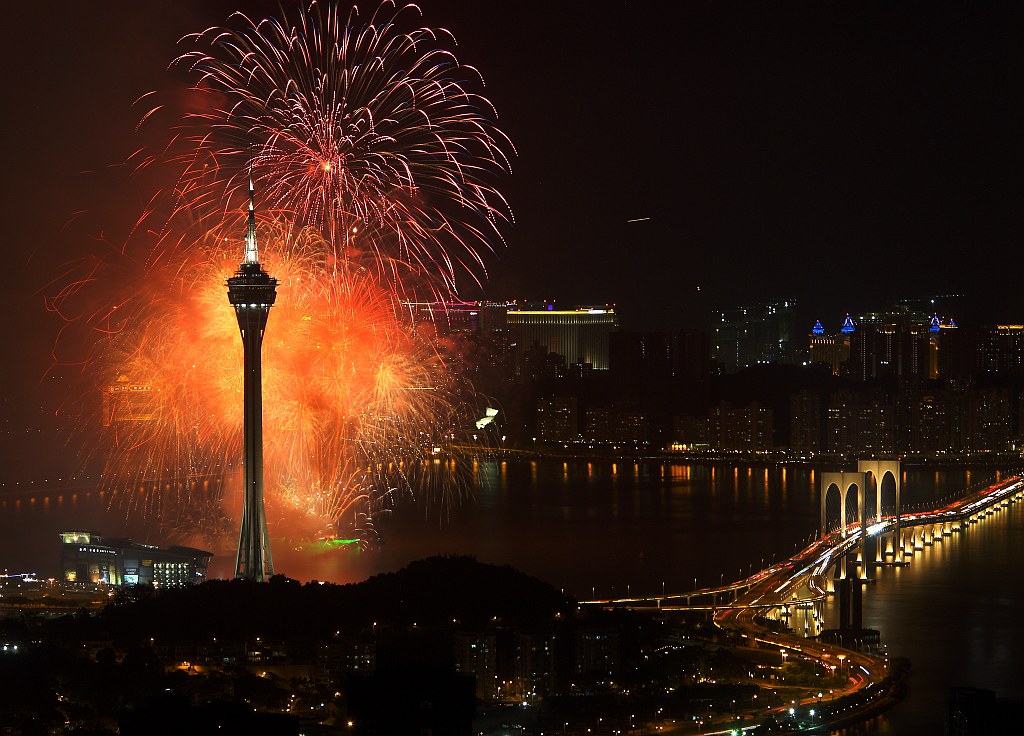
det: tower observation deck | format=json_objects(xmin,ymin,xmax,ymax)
[{"xmin": 226, "ymin": 172, "xmax": 277, "ymax": 581}]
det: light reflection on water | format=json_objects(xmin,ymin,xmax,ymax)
[
  {"xmin": 830, "ymin": 499, "xmax": 1024, "ymax": 735},
  {"xmin": 0, "ymin": 461, "xmax": 1019, "ymax": 734}
]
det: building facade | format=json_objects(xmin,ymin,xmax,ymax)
[
  {"xmin": 713, "ymin": 301, "xmax": 797, "ymax": 373},
  {"xmin": 59, "ymin": 531, "xmax": 212, "ymax": 587},
  {"xmin": 506, "ymin": 306, "xmax": 618, "ymax": 372}
]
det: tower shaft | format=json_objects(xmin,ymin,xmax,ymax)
[
  {"xmin": 235, "ymin": 297, "xmax": 274, "ymax": 580},
  {"xmin": 228, "ymin": 263, "xmax": 277, "ymax": 581}
]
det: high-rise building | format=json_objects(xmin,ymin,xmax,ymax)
[
  {"xmin": 964, "ymin": 388, "xmax": 1013, "ymax": 452},
  {"xmin": 513, "ymin": 632, "xmax": 557, "ymax": 699},
  {"xmin": 536, "ymin": 396, "xmax": 579, "ymax": 443},
  {"xmin": 454, "ymin": 631, "xmax": 498, "ymax": 699},
  {"xmin": 713, "ymin": 300, "xmax": 796, "ymax": 373},
  {"xmin": 709, "ymin": 402, "xmax": 774, "ymax": 451},
  {"xmin": 826, "ymin": 393, "xmax": 895, "ymax": 456},
  {"xmin": 808, "ymin": 319, "xmax": 851, "ymax": 377},
  {"xmin": 848, "ymin": 321, "xmax": 935, "ymax": 382},
  {"xmin": 584, "ymin": 404, "xmax": 647, "ymax": 444},
  {"xmin": 574, "ymin": 628, "xmax": 619, "ymax": 680},
  {"xmin": 910, "ymin": 393, "xmax": 953, "ymax": 454},
  {"xmin": 790, "ymin": 390, "xmax": 822, "ymax": 453},
  {"xmin": 506, "ymin": 305, "xmax": 618, "ymax": 372},
  {"xmin": 226, "ymin": 173, "xmax": 277, "ymax": 582},
  {"xmin": 978, "ymin": 325, "xmax": 1024, "ymax": 374}
]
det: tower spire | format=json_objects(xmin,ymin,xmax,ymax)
[
  {"xmin": 243, "ymin": 165, "xmax": 259, "ymax": 265},
  {"xmin": 227, "ymin": 157, "xmax": 277, "ymax": 582}
]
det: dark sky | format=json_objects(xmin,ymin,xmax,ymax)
[{"xmin": 0, "ymin": 0, "xmax": 1017, "ymax": 459}]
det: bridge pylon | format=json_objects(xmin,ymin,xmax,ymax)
[{"xmin": 858, "ymin": 460, "xmax": 902, "ymax": 563}]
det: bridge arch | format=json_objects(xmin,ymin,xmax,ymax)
[
  {"xmin": 820, "ymin": 471, "xmax": 867, "ymax": 538},
  {"xmin": 858, "ymin": 460, "xmax": 901, "ymax": 524},
  {"xmin": 822, "ymin": 482, "xmax": 844, "ymax": 535}
]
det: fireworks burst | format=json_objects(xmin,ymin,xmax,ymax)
[
  {"xmin": 48, "ymin": 1, "xmax": 510, "ymax": 553},
  {"xmin": 150, "ymin": 0, "xmax": 513, "ymax": 300},
  {"xmin": 67, "ymin": 221, "xmax": 474, "ymax": 545}
]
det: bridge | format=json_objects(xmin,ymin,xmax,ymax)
[{"xmin": 581, "ymin": 464, "xmax": 1024, "ymax": 728}]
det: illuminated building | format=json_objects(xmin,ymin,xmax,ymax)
[
  {"xmin": 910, "ymin": 393, "xmax": 953, "ymax": 454},
  {"xmin": 454, "ymin": 631, "xmax": 497, "ymax": 699},
  {"xmin": 318, "ymin": 632, "xmax": 377, "ymax": 686},
  {"xmin": 226, "ymin": 172, "xmax": 277, "ymax": 581},
  {"xmin": 536, "ymin": 396, "xmax": 578, "ymax": 443},
  {"xmin": 58, "ymin": 530, "xmax": 211, "ymax": 587},
  {"xmin": 964, "ymin": 388, "xmax": 1013, "ymax": 452},
  {"xmin": 506, "ymin": 305, "xmax": 618, "ymax": 372},
  {"xmin": 103, "ymin": 375, "xmax": 159, "ymax": 426},
  {"xmin": 826, "ymin": 394, "xmax": 895, "ymax": 456},
  {"xmin": 808, "ymin": 320, "xmax": 851, "ymax": 377},
  {"xmin": 790, "ymin": 390, "xmax": 822, "ymax": 453},
  {"xmin": 401, "ymin": 300, "xmax": 512, "ymax": 334},
  {"xmin": 671, "ymin": 414, "xmax": 709, "ymax": 449},
  {"xmin": 848, "ymin": 320, "xmax": 934, "ymax": 382},
  {"xmin": 846, "ymin": 303, "xmax": 961, "ymax": 382},
  {"xmin": 713, "ymin": 300, "xmax": 796, "ymax": 373},
  {"xmin": 513, "ymin": 632, "xmax": 556, "ymax": 699},
  {"xmin": 573, "ymin": 628, "xmax": 619, "ymax": 680},
  {"xmin": 978, "ymin": 325, "xmax": 1024, "ymax": 374},
  {"xmin": 709, "ymin": 402, "xmax": 774, "ymax": 451},
  {"xmin": 584, "ymin": 404, "xmax": 647, "ymax": 444}
]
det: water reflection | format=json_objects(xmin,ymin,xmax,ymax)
[
  {"xmin": 0, "ymin": 460, "xmax": 1019, "ymax": 735},
  {"xmin": 828, "ymin": 496, "xmax": 1024, "ymax": 735}
]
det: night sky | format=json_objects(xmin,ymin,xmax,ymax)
[{"xmin": 1, "ymin": 1, "xmax": 1016, "ymax": 474}]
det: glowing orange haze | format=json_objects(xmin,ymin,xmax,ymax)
[{"xmin": 95, "ymin": 223, "xmax": 465, "ymax": 550}]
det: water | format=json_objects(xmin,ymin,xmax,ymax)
[
  {"xmin": 832, "ymin": 496, "xmax": 1024, "ymax": 734},
  {"xmin": 1, "ymin": 460, "xmax": 1020, "ymax": 733}
]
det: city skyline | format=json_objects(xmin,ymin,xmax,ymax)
[
  {"xmin": 0, "ymin": 4, "xmax": 1018, "ymax": 733},
  {"xmin": 1, "ymin": 3, "xmax": 1014, "ymax": 451},
  {"xmin": 3, "ymin": 2, "xmax": 1014, "ymax": 370}
]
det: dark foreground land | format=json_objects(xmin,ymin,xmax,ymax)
[{"xmin": 0, "ymin": 556, "xmax": 912, "ymax": 735}]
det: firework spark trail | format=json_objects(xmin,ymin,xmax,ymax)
[
  {"xmin": 86, "ymin": 220, "xmax": 473, "ymax": 543},
  {"xmin": 50, "ymin": 1, "xmax": 509, "ymax": 551},
  {"xmin": 150, "ymin": 0, "xmax": 513, "ymax": 301}
]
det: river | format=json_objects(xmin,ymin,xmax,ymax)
[{"xmin": 1, "ymin": 459, "xmax": 1021, "ymax": 733}]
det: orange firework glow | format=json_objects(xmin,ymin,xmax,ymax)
[
  {"xmin": 45, "ymin": 1, "xmax": 509, "ymax": 557},
  {"xmin": 65, "ymin": 219, "xmax": 474, "ymax": 549}
]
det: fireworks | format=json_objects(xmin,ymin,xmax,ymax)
[
  {"xmin": 82, "ymin": 221, "xmax": 473, "ymax": 544},
  {"xmin": 49, "ymin": 1, "xmax": 511, "ymax": 552},
  {"xmin": 156, "ymin": 0, "xmax": 513, "ymax": 299}
]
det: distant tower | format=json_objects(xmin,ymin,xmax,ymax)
[{"xmin": 227, "ymin": 171, "xmax": 277, "ymax": 581}]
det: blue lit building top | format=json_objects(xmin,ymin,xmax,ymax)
[
  {"xmin": 930, "ymin": 315, "xmax": 941, "ymax": 333},
  {"xmin": 811, "ymin": 320, "xmax": 825, "ymax": 335},
  {"xmin": 841, "ymin": 315, "xmax": 856, "ymax": 334}
]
